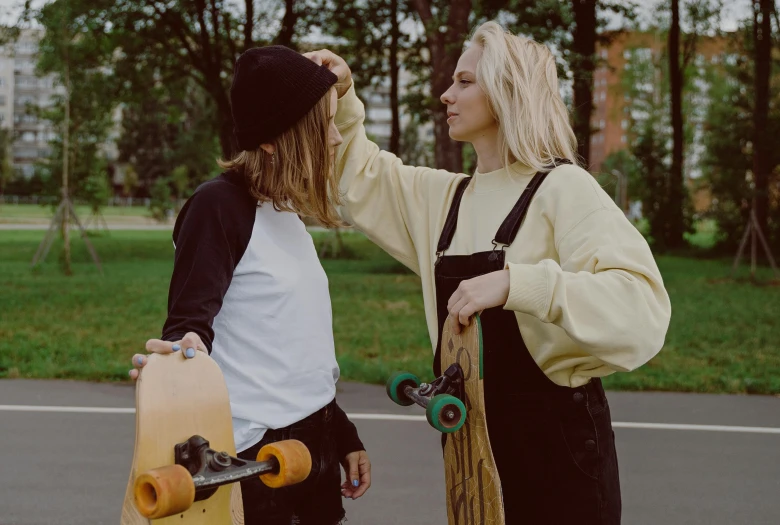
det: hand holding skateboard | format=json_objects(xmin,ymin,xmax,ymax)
[
  {"xmin": 446, "ymin": 269, "xmax": 510, "ymax": 334},
  {"xmin": 129, "ymin": 331, "xmax": 207, "ymax": 380}
]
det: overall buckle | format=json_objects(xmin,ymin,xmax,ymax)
[{"xmin": 489, "ymin": 240, "xmax": 508, "ymax": 261}]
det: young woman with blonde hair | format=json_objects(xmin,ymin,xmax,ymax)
[
  {"xmin": 308, "ymin": 21, "xmax": 671, "ymax": 524},
  {"xmin": 129, "ymin": 46, "xmax": 370, "ymax": 525}
]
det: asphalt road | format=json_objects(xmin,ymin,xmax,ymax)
[{"xmin": 0, "ymin": 379, "xmax": 778, "ymax": 525}]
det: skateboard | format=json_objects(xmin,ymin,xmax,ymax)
[
  {"xmin": 386, "ymin": 315, "xmax": 505, "ymax": 524},
  {"xmin": 121, "ymin": 351, "xmax": 312, "ymax": 524}
]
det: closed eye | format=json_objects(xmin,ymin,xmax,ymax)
[{"xmin": 459, "ymin": 79, "xmax": 471, "ymax": 85}]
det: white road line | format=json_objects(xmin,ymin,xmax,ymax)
[
  {"xmin": 1, "ymin": 405, "xmax": 779, "ymax": 434},
  {"xmin": 610, "ymin": 422, "xmax": 780, "ymax": 434},
  {"xmin": 0, "ymin": 405, "xmax": 136, "ymax": 414}
]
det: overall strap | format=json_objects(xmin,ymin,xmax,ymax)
[
  {"xmin": 492, "ymin": 159, "xmax": 571, "ymax": 249},
  {"xmin": 435, "ymin": 176, "xmax": 472, "ymax": 257}
]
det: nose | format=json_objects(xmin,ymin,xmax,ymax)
[
  {"xmin": 440, "ymin": 85, "xmax": 455, "ymax": 106},
  {"xmin": 330, "ymin": 124, "xmax": 343, "ymax": 148}
]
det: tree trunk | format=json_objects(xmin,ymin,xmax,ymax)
[
  {"xmin": 667, "ymin": 0, "xmax": 685, "ymax": 249},
  {"xmin": 62, "ymin": 52, "xmax": 72, "ymax": 276},
  {"xmin": 244, "ymin": 0, "xmax": 254, "ymax": 50},
  {"xmin": 389, "ymin": 0, "xmax": 401, "ymax": 155},
  {"xmin": 276, "ymin": 0, "xmax": 298, "ymax": 49},
  {"xmin": 753, "ymin": 0, "xmax": 772, "ymax": 239},
  {"xmin": 571, "ymin": 0, "xmax": 597, "ymax": 169},
  {"xmin": 412, "ymin": 0, "xmax": 470, "ymax": 172}
]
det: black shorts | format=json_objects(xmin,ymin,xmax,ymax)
[{"xmin": 238, "ymin": 400, "xmax": 346, "ymax": 525}]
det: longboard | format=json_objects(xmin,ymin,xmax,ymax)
[
  {"xmin": 386, "ymin": 315, "xmax": 504, "ymax": 524},
  {"xmin": 440, "ymin": 315, "xmax": 504, "ymax": 525},
  {"xmin": 121, "ymin": 351, "xmax": 310, "ymax": 524}
]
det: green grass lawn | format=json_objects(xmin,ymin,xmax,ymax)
[
  {"xmin": 0, "ymin": 203, "xmax": 158, "ymax": 223},
  {"xmin": 0, "ymin": 230, "xmax": 778, "ymax": 394}
]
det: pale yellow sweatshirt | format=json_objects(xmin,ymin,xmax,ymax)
[{"xmin": 335, "ymin": 82, "xmax": 672, "ymax": 388}]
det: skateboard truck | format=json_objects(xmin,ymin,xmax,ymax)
[
  {"xmin": 419, "ymin": 364, "xmax": 464, "ymax": 398},
  {"xmin": 133, "ymin": 435, "xmax": 312, "ymax": 519},
  {"xmin": 386, "ymin": 365, "xmax": 467, "ymax": 433},
  {"xmin": 174, "ymin": 435, "xmax": 280, "ymax": 501}
]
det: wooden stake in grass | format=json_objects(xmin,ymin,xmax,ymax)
[
  {"xmin": 30, "ymin": 0, "xmax": 101, "ymax": 275},
  {"xmin": 730, "ymin": 207, "xmax": 779, "ymax": 282},
  {"xmin": 61, "ymin": 23, "xmax": 70, "ymax": 275}
]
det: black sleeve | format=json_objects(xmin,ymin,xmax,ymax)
[
  {"xmin": 161, "ymin": 181, "xmax": 255, "ymax": 352},
  {"xmin": 332, "ymin": 401, "xmax": 366, "ymax": 457}
]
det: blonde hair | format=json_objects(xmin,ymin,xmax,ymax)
[
  {"xmin": 218, "ymin": 89, "xmax": 344, "ymax": 228},
  {"xmin": 469, "ymin": 21, "xmax": 579, "ymax": 173}
]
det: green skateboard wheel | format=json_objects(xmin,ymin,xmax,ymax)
[
  {"xmin": 426, "ymin": 394, "xmax": 466, "ymax": 433},
  {"xmin": 385, "ymin": 371, "xmax": 420, "ymax": 406}
]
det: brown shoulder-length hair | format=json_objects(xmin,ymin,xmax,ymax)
[{"xmin": 218, "ymin": 89, "xmax": 344, "ymax": 228}]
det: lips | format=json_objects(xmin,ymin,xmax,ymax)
[{"xmin": 447, "ymin": 112, "xmax": 458, "ymax": 118}]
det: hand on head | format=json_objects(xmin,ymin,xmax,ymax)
[{"xmin": 303, "ymin": 49, "xmax": 352, "ymax": 98}]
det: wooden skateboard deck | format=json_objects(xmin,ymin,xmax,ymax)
[
  {"xmin": 440, "ymin": 315, "xmax": 505, "ymax": 525},
  {"xmin": 120, "ymin": 351, "xmax": 244, "ymax": 525}
]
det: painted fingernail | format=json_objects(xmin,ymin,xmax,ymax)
[
  {"xmin": 172, "ymin": 344, "xmax": 181, "ymax": 351},
  {"xmin": 185, "ymin": 348, "xmax": 195, "ymax": 358},
  {"xmin": 352, "ymin": 480, "xmax": 359, "ymax": 487},
  {"xmin": 136, "ymin": 356, "xmax": 144, "ymax": 365}
]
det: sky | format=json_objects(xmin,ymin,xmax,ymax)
[{"xmin": 0, "ymin": 0, "xmax": 756, "ymax": 33}]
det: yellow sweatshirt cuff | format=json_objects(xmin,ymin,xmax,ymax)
[
  {"xmin": 335, "ymin": 80, "xmax": 361, "ymax": 128},
  {"xmin": 504, "ymin": 261, "xmax": 551, "ymax": 320}
]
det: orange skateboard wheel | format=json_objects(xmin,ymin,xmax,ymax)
[
  {"xmin": 133, "ymin": 464, "xmax": 196, "ymax": 519},
  {"xmin": 257, "ymin": 439, "xmax": 312, "ymax": 488}
]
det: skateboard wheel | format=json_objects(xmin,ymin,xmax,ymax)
[
  {"xmin": 133, "ymin": 464, "xmax": 195, "ymax": 519},
  {"xmin": 386, "ymin": 371, "xmax": 420, "ymax": 406},
  {"xmin": 426, "ymin": 394, "xmax": 466, "ymax": 433},
  {"xmin": 257, "ymin": 439, "xmax": 312, "ymax": 488}
]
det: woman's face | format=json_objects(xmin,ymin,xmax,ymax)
[
  {"xmin": 440, "ymin": 46, "xmax": 498, "ymax": 143},
  {"xmin": 328, "ymin": 89, "xmax": 342, "ymax": 162}
]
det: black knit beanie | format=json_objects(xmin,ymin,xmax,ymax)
[{"xmin": 230, "ymin": 45, "xmax": 338, "ymax": 151}]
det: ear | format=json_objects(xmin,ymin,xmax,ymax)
[{"xmin": 259, "ymin": 144, "xmax": 276, "ymax": 155}]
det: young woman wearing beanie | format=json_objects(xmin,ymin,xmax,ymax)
[
  {"xmin": 307, "ymin": 21, "xmax": 671, "ymax": 524},
  {"xmin": 129, "ymin": 45, "xmax": 370, "ymax": 525}
]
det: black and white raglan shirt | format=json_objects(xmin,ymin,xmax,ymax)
[{"xmin": 162, "ymin": 169, "xmax": 363, "ymax": 455}]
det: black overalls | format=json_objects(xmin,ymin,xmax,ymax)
[{"xmin": 433, "ymin": 165, "xmax": 622, "ymax": 524}]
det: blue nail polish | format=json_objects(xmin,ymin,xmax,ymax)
[
  {"xmin": 172, "ymin": 344, "xmax": 181, "ymax": 351},
  {"xmin": 352, "ymin": 480, "xmax": 359, "ymax": 487},
  {"xmin": 185, "ymin": 348, "xmax": 195, "ymax": 358},
  {"xmin": 136, "ymin": 356, "xmax": 144, "ymax": 365}
]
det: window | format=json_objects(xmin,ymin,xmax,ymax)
[
  {"xmin": 0, "ymin": 77, "xmax": 5, "ymax": 87},
  {"xmin": 621, "ymin": 135, "xmax": 627, "ymax": 143},
  {"xmin": 367, "ymin": 107, "xmax": 392, "ymax": 122},
  {"xmin": 0, "ymin": 95, "xmax": 5, "ymax": 106},
  {"xmin": 15, "ymin": 149, "xmax": 37, "ymax": 159},
  {"xmin": 22, "ymin": 131, "xmax": 35, "ymax": 142},
  {"xmin": 621, "ymin": 119, "xmax": 628, "ymax": 129},
  {"xmin": 600, "ymin": 91, "xmax": 606, "ymax": 101}
]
